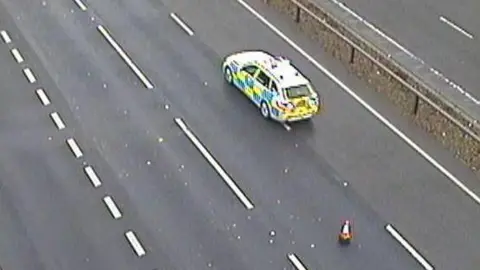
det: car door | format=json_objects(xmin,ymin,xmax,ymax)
[
  {"xmin": 235, "ymin": 65, "xmax": 258, "ymax": 94},
  {"xmin": 265, "ymin": 80, "xmax": 280, "ymax": 117},
  {"xmin": 251, "ymin": 69, "xmax": 271, "ymax": 106}
]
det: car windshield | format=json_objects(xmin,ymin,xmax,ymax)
[{"xmin": 284, "ymin": 84, "xmax": 311, "ymax": 99}]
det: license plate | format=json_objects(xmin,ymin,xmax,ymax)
[
  {"xmin": 289, "ymin": 114, "xmax": 311, "ymax": 121},
  {"xmin": 296, "ymin": 100, "xmax": 306, "ymax": 107}
]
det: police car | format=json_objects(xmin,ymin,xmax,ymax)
[{"xmin": 222, "ymin": 50, "xmax": 321, "ymax": 122}]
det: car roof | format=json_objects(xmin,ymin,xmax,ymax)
[{"xmin": 234, "ymin": 51, "xmax": 310, "ymax": 88}]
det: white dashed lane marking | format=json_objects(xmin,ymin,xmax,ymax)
[
  {"xmin": 439, "ymin": 16, "xmax": 474, "ymax": 39},
  {"xmin": 50, "ymin": 112, "xmax": 66, "ymax": 130},
  {"xmin": 102, "ymin": 195, "xmax": 122, "ymax": 219},
  {"xmin": 125, "ymin": 230, "xmax": 146, "ymax": 257},
  {"xmin": 0, "ymin": 30, "xmax": 11, "ymax": 44},
  {"xmin": 10, "ymin": 48, "xmax": 24, "ymax": 63},
  {"xmin": 385, "ymin": 224, "xmax": 434, "ymax": 270},
  {"xmin": 83, "ymin": 165, "xmax": 102, "ymax": 188},
  {"xmin": 22, "ymin": 68, "xmax": 37, "ymax": 83},
  {"xmin": 35, "ymin": 88, "xmax": 51, "ymax": 106},
  {"xmin": 237, "ymin": 0, "xmax": 480, "ymax": 206},
  {"xmin": 328, "ymin": 0, "xmax": 479, "ymax": 105},
  {"xmin": 174, "ymin": 117, "xmax": 255, "ymax": 210},
  {"xmin": 283, "ymin": 123, "xmax": 291, "ymax": 131},
  {"xmin": 73, "ymin": 0, "xmax": 87, "ymax": 11},
  {"xmin": 287, "ymin": 253, "xmax": 308, "ymax": 270},
  {"xmin": 96, "ymin": 25, "xmax": 154, "ymax": 89},
  {"xmin": 66, "ymin": 138, "xmax": 83, "ymax": 158},
  {"xmin": 170, "ymin": 13, "xmax": 194, "ymax": 36}
]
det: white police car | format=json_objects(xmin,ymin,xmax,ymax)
[{"xmin": 222, "ymin": 50, "xmax": 321, "ymax": 122}]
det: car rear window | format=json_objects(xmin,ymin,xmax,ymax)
[{"xmin": 284, "ymin": 85, "xmax": 311, "ymax": 99}]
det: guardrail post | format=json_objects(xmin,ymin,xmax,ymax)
[
  {"xmin": 413, "ymin": 95, "xmax": 420, "ymax": 115},
  {"xmin": 349, "ymin": 46, "xmax": 355, "ymax": 64},
  {"xmin": 295, "ymin": 5, "xmax": 301, "ymax": 23}
]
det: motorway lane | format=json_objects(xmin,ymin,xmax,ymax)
[
  {"xmin": 0, "ymin": 33, "xmax": 148, "ymax": 269},
  {"xmin": 85, "ymin": 0, "xmax": 480, "ymax": 269},
  {"xmin": 325, "ymin": 0, "xmax": 480, "ymax": 99},
  {"xmin": 0, "ymin": 0, "xmax": 413, "ymax": 269},
  {"xmin": 4, "ymin": 0, "xmax": 480, "ymax": 269},
  {"xmin": 80, "ymin": 0, "xmax": 440, "ymax": 269},
  {"xmin": 0, "ymin": 0, "xmax": 296, "ymax": 269},
  {"xmin": 0, "ymin": 38, "xmax": 46, "ymax": 270}
]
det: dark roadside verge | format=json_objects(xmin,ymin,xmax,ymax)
[{"xmin": 264, "ymin": 0, "xmax": 480, "ymax": 174}]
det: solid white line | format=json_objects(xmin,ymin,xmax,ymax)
[
  {"xmin": 125, "ymin": 230, "xmax": 146, "ymax": 257},
  {"xmin": 50, "ymin": 112, "xmax": 66, "ymax": 130},
  {"xmin": 23, "ymin": 68, "xmax": 37, "ymax": 83},
  {"xmin": 0, "ymin": 30, "xmax": 11, "ymax": 44},
  {"xmin": 103, "ymin": 195, "xmax": 122, "ymax": 219},
  {"xmin": 287, "ymin": 253, "xmax": 308, "ymax": 270},
  {"xmin": 329, "ymin": 0, "xmax": 417, "ymax": 59},
  {"xmin": 237, "ymin": 0, "xmax": 480, "ymax": 206},
  {"xmin": 385, "ymin": 224, "xmax": 434, "ymax": 270},
  {"xmin": 170, "ymin": 13, "xmax": 194, "ymax": 36},
  {"xmin": 440, "ymin": 16, "xmax": 473, "ymax": 39},
  {"xmin": 73, "ymin": 0, "xmax": 87, "ymax": 11},
  {"xmin": 83, "ymin": 166, "xmax": 102, "ymax": 188},
  {"xmin": 174, "ymin": 117, "xmax": 255, "ymax": 210},
  {"xmin": 10, "ymin": 48, "xmax": 24, "ymax": 63},
  {"xmin": 96, "ymin": 25, "xmax": 154, "ymax": 89},
  {"xmin": 330, "ymin": 0, "xmax": 479, "ymax": 105},
  {"xmin": 66, "ymin": 138, "xmax": 83, "ymax": 158},
  {"xmin": 35, "ymin": 88, "xmax": 51, "ymax": 106}
]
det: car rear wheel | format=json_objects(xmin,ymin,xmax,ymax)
[
  {"xmin": 224, "ymin": 67, "xmax": 234, "ymax": 85},
  {"xmin": 260, "ymin": 101, "xmax": 270, "ymax": 119}
]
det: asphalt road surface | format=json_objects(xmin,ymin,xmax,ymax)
[
  {"xmin": 326, "ymin": 0, "xmax": 480, "ymax": 102},
  {"xmin": 0, "ymin": 0, "xmax": 480, "ymax": 269},
  {"xmin": 0, "ymin": 24, "xmax": 158, "ymax": 270}
]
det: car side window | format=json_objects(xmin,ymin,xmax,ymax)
[
  {"xmin": 255, "ymin": 71, "xmax": 271, "ymax": 88},
  {"xmin": 241, "ymin": 65, "xmax": 258, "ymax": 76},
  {"xmin": 270, "ymin": 81, "xmax": 278, "ymax": 93}
]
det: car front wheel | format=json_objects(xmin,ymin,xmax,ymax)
[{"xmin": 224, "ymin": 66, "xmax": 234, "ymax": 85}]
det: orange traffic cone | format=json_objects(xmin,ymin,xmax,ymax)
[{"xmin": 338, "ymin": 220, "xmax": 353, "ymax": 245}]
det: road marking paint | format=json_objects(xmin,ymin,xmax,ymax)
[
  {"xmin": 237, "ymin": 0, "xmax": 480, "ymax": 206},
  {"xmin": 287, "ymin": 253, "xmax": 308, "ymax": 270},
  {"xmin": 174, "ymin": 117, "xmax": 255, "ymax": 210},
  {"xmin": 328, "ymin": 0, "xmax": 479, "ymax": 105},
  {"xmin": 66, "ymin": 138, "xmax": 83, "ymax": 158},
  {"xmin": 83, "ymin": 165, "xmax": 102, "ymax": 188},
  {"xmin": 440, "ymin": 16, "xmax": 473, "ymax": 39},
  {"xmin": 0, "ymin": 30, "xmax": 11, "ymax": 44},
  {"xmin": 103, "ymin": 195, "xmax": 122, "ymax": 219},
  {"xmin": 125, "ymin": 230, "xmax": 146, "ymax": 257},
  {"xmin": 96, "ymin": 25, "xmax": 154, "ymax": 89},
  {"xmin": 385, "ymin": 224, "xmax": 434, "ymax": 270},
  {"xmin": 283, "ymin": 123, "xmax": 291, "ymax": 131},
  {"xmin": 170, "ymin": 13, "xmax": 194, "ymax": 36},
  {"xmin": 22, "ymin": 68, "xmax": 36, "ymax": 83},
  {"xmin": 329, "ymin": 0, "xmax": 417, "ymax": 59},
  {"xmin": 73, "ymin": 0, "xmax": 87, "ymax": 11},
  {"xmin": 35, "ymin": 88, "xmax": 51, "ymax": 106},
  {"xmin": 50, "ymin": 112, "xmax": 66, "ymax": 130},
  {"xmin": 10, "ymin": 48, "xmax": 24, "ymax": 63}
]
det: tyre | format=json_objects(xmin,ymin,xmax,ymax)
[
  {"xmin": 260, "ymin": 101, "xmax": 270, "ymax": 119},
  {"xmin": 224, "ymin": 66, "xmax": 234, "ymax": 85}
]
